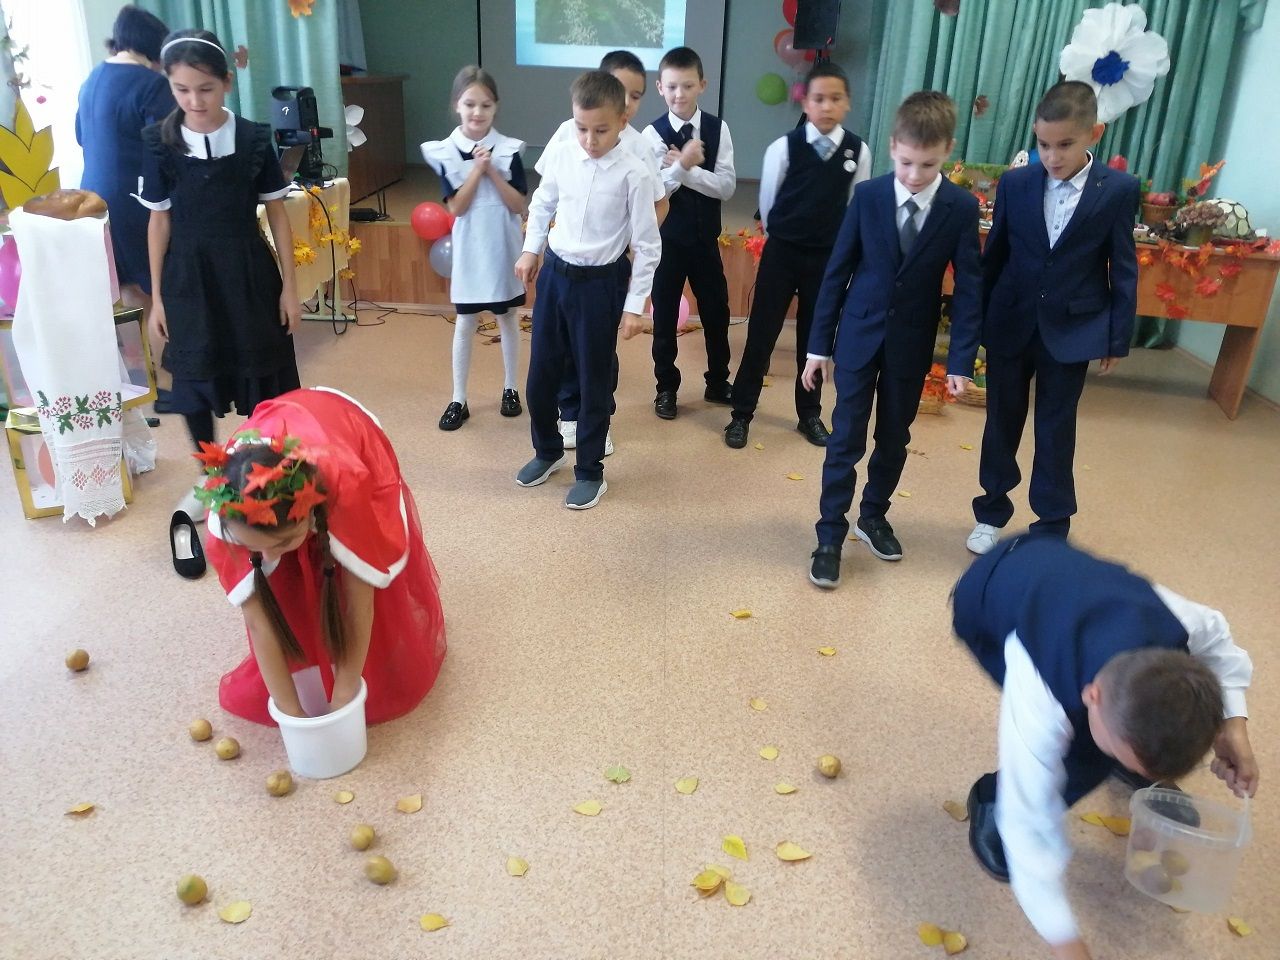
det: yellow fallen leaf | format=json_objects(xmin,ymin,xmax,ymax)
[
  {"xmin": 506, "ymin": 856, "xmax": 529, "ymax": 877},
  {"xmin": 706, "ymin": 864, "xmax": 732, "ymax": 881},
  {"xmin": 691, "ymin": 868, "xmax": 724, "ymax": 893},
  {"xmin": 724, "ymin": 881, "xmax": 751, "ymax": 906},
  {"xmin": 759, "ymin": 746, "xmax": 779, "ymax": 761},
  {"xmin": 942, "ymin": 800, "xmax": 968, "ymax": 822},
  {"xmin": 334, "ymin": 790, "xmax": 354, "ymax": 804},
  {"xmin": 818, "ymin": 646, "xmax": 837, "ymax": 657},
  {"xmin": 217, "ymin": 901, "xmax": 252, "ymax": 924},
  {"xmin": 65, "ymin": 802, "xmax": 95, "ymax": 816},
  {"xmin": 675, "ymin": 777, "xmax": 699, "ymax": 795},
  {"xmin": 786, "ymin": 472, "xmax": 804, "ymax": 481},
  {"xmin": 1080, "ymin": 812, "xmax": 1129, "ymax": 836},
  {"xmin": 722, "ymin": 835, "xmax": 748, "ymax": 861},
  {"xmin": 396, "ymin": 794, "xmax": 423, "ymax": 814},
  {"xmin": 1226, "ymin": 917, "xmax": 1253, "ymax": 936},
  {"xmin": 762, "ymin": 376, "xmax": 772, "ymax": 387},
  {"xmin": 573, "ymin": 799, "xmax": 602, "ymax": 816},
  {"xmin": 419, "ymin": 913, "xmax": 449, "ymax": 932},
  {"xmin": 897, "ymin": 490, "xmax": 912, "ymax": 498},
  {"xmin": 730, "ymin": 609, "xmax": 752, "ymax": 619},
  {"xmin": 748, "ymin": 697, "xmax": 768, "ymax": 711},
  {"xmin": 918, "ymin": 922, "xmax": 944, "ymax": 946},
  {"xmin": 1170, "ymin": 904, "xmax": 1191, "ymax": 914},
  {"xmin": 774, "ymin": 783, "xmax": 797, "ymax": 795},
  {"xmin": 775, "ymin": 841, "xmax": 811, "ymax": 861},
  {"xmin": 959, "ymin": 443, "xmax": 974, "ymax": 450},
  {"xmin": 753, "ymin": 442, "xmax": 765, "ymax": 450},
  {"xmin": 603, "ymin": 764, "xmax": 631, "ymax": 784},
  {"xmin": 942, "ymin": 930, "xmax": 968, "ymax": 955}
]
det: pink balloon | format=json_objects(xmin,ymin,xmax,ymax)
[
  {"xmin": 774, "ymin": 29, "xmax": 807, "ymax": 70},
  {"xmin": 677, "ymin": 295, "xmax": 691, "ymax": 331},
  {"xmin": 0, "ymin": 235, "xmax": 21, "ymax": 314},
  {"xmin": 790, "ymin": 81, "xmax": 806, "ymax": 103}
]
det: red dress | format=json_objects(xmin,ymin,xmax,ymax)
[{"xmin": 206, "ymin": 388, "xmax": 446, "ymax": 725}]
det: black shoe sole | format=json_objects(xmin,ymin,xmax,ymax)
[
  {"xmin": 854, "ymin": 525, "xmax": 903, "ymax": 561},
  {"xmin": 724, "ymin": 428, "xmax": 748, "ymax": 449},
  {"xmin": 439, "ymin": 406, "xmax": 470, "ymax": 431},
  {"xmin": 500, "ymin": 405, "xmax": 522, "ymax": 417},
  {"xmin": 655, "ymin": 406, "xmax": 677, "ymax": 421}
]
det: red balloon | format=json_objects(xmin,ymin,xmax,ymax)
[
  {"xmin": 411, "ymin": 202, "xmax": 452, "ymax": 241},
  {"xmin": 783, "ymin": 0, "xmax": 798, "ymax": 27}
]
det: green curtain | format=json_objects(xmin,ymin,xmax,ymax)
[
  {"xmin": 864, "ymin": 0, "xmax": 1268, "ymax": 347},
  {"xmin": 140, "ymin": 0, "xmax": 346, "ymax": 174}
]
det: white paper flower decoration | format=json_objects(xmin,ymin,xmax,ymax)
[
  {"xmin": 344, "ymin": 103, "xmax": 366, "ymax": 152},
  {"xmin": 1059, "ymin": 3, "xmax": 1170, "ymax": 123}
]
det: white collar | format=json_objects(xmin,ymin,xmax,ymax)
[
  {"xmin": 572, "ymin": 139, "xmax": 624, "ymax": 167},
  {"xmin": 1050, "ymin": 153, "xmax": 1093, "ymax": 190},
  {"xmin": 180, "ymin": 108, "xmax": 235, "ymax": 155},
  {"xmin": 450, "ymin": 126, "xmax": 498, "ymax": 152},
  {"xmin": 894, "ymin": 173, "xmax": 944, "ymax": 210},
  {"xmin": 805, "ymin": 121, "xmax": 845, "ymax": 148},
  {"xmin": 668, "ymin": 108, "xmax": 701, "ymax": 132}
]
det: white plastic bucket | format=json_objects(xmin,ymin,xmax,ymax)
[
  {"xmin": 1125, "ymin": 786, "xmax": 1251, "ymax": 912},
  {"xmin": 267, "ymin": 666, "xmax": 368, "ymax": 779}
]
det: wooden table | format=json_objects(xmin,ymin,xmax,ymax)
[{"xmin": 258, "ymin": 179, "xmax": 351, "ymax": 317}]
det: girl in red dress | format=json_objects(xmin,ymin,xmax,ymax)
[{"xmin": 197, "ymin": 388, "xmax": 446, "ymax": 724}]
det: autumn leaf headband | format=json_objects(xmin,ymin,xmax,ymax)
[{"xmin": 191, "ymin": 430, "xmax": 326, "ymax": 526}]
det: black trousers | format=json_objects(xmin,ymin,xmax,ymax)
[
  {"xmin": 527, "ymin": 251, "xmax": 627, "ymax": 482},
  {"xmin": 730, "ymin": 236, "xmax": 829, "ymax": 423},
  {"xmin": 973, "ymin": 330, "xmax": 1089, "ymax": 535},
  {"xmin": 816, "ymin": 350, "xmax": 922, "ymax": 545},
  {"xmin": 650, "ymin": 236, "xmax": 731, "ymax": 394}
]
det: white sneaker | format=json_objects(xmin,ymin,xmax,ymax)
[
  {"xmin": 604, "ymin": 431, "xmax": 614, "ymax": 457},
  {"xmin": 559, "ymin": 420, "xmax": 577, "ymax": 449},
  {"xmin": 966, "ymin": 522, "xmax": 1000, "ymax": 555},
  {"xmin": 176, "ymin": 486, "xmax": 208, "ymax": 522}
]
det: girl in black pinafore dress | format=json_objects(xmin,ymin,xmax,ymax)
[{"xmin": 136, "ymin": 29, "xmax": 302, "ymax": 516}]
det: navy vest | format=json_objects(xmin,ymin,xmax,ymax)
[
  {"xmin": 651, "ymin": 112, "xmax": 722, "ymax": 244},
  {"xmin": 766, "ymin": 126, "xmax": 862, "ymax": 248}
]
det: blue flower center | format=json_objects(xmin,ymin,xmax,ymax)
[{"xmin": 1091, "ymin": 50, "xmax": 1130, "ymax": 86}]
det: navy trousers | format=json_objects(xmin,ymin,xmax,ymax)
[
  {"xmin": 730, "ymin": 236, "xmax": 828, "ymax": 424},
  {"xmin": 650, "ymin": 236, "xmax": 732, "ymax": 394},
  {"xmin": 973, "ymin": 330, "xmax": 1088, "ymax": 535},
  {"xmin": 527, "ymin": 251, "xmax": 627, "ymax": 482},
  {"xmin": 816, "ymin": 350, "xmax": 922, "ymax": 545},
  {"xmin": 556, "ymin": 262, "xmax": 628, "ymax": 421}
]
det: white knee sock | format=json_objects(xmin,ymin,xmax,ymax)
[
  {"xmin": 495, "ymin": 310, "xmax": 520, "ymax": 391},
  {"xmin": 451, "ymin": 312, "xmax": 478, "ymax": 403}
]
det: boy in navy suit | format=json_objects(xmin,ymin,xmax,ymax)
[
  {"xmin": 803, "ymin": 92, "xmax": 980, "ymax": 587},
  {"xmin": 967, "ymin": 81, "xmax": 1139, "ymax": 555}
]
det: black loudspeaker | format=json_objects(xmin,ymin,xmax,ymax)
[
  {"xmin": 270, "ymin": 86, "xmax": 333, "ymax": 184},
  {"xmin": 793, "ymin": 0, "xmax": 842, "ymax": 49}
]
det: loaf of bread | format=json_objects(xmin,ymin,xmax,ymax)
[{"xmin": 22, "ymin": 189, "xmax": 108, "ymax": 220}]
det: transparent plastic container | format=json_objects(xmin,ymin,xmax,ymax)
[
  {"xmin": 267, "ymin": 667, "xmax": 368, "ymax": 779},
  {"xmin": 1125, "ymin": 786, "xmax": 1250, "ymax": 912}
]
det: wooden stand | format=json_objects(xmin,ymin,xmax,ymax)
[{"xmin": 341, "ymin": 75, "xmax": 407, "ymax": 204}]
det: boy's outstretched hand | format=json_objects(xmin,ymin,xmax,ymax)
[
  {"xmin": 515, "ymin": 252, "xmax": 539, "ymax": 285},
  {"xmin": 801, "ymin": 357, "xmax": 832, "ymax": 392},
  {"xmin": 1212, "ymin": 716, "xmax": 1259, "ymax": 797},
  {"xmin": 620, "ymin": 311, "xmax": 644, "ymax": 340},
  {"xmin": 946, "ymin": 375, "xmax": 969, "ymax": 396}
]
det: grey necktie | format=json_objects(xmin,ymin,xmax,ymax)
[
  {"xmin": 816, "ymin": 135, "xmax": 835, "ymax": 161},
  {"xmin": 900, "ymin": 198, "xmax": 919, "ymax": 256}
]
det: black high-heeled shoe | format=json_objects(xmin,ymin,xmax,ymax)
[{"xmin": 170, "ymin": 510, "xmax": 207, "ymax": 580}]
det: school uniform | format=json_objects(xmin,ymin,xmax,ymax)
[
  {"xmin": 641, "ymin": 109, "xmax": 736, "ymax": 396},
  {"xmin": 808, "ymin": 173, "xmax": 981, "ymax": 545},
  {"xmin": 974, "ymin": 156, "xmax": 1140, "ymax": 534},
  {"xmin": 421, "ymin": 128, "xmax": 528, "ymax": 314},
  {"xmin": 953, "ymin": 535, "xmax": 1251, "ymax": 946},
  {"xmin": 522, "ymin": 140, "xmax": 660, "ymax": 481},
  {"xmin": 730, "ymin": 122, "xmax": 871, "ymax": 429}
]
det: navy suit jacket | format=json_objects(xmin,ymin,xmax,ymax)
[
  {"xmin": 982, "ymin": 161, "xmax": 1140, "ymax": 363},
  {"xmin": 808, "ymin": 174, "xmax": 982, "ymax": 381}
]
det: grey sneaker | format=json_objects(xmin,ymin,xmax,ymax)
[
  {"xmin": 565, "ymin": 479, "xmax": 607, "ymax": 510},
  {"xmin": 515, "ymin": 454, "xmax": 566, "ymax": 487}
]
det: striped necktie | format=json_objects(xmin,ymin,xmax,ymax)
[{"xmin": 815, "ymin": 136, "xmax": 835, "ymax": 161}]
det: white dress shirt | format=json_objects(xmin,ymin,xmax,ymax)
[
  {"xmin": 996, "ymin": 585, "xmax": 1252, "ymax": 946},
  {"xmin": 640, "ymin": 108, "xmax": 736, "ymax": 202},
  {"xmin": 759, "ymin": 121, "xmax": 872, "ymax": 231},
  {"xmin": 523, "ymin": 139, "xmax": 661, "ymax": 316},
  {"xmin": 1043, "ymin": 152, "xmax": 1093, "ymax": 248},
  {"xmin": 133, "ymin": 108, "xmax": 291, "ymax": 211},
  {"xmin": 537, "ymin": 120, "xmax": 664, "ymax": 204}
]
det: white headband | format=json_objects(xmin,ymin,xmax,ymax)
[{"xmin": 160, "ymin": 36, "xmax": 225, "ymax": 57}]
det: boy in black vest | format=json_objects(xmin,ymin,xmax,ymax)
[
  {"xmin": 725, "ymin": 61, "xmax": 871, "ymax": 449},
  {"xmin": 953, "ymin": 535, "xmax": 1258, "ymax": 960},
  {"xmin": 642, "ymin": 46, "xmax": 736, "ymax": 419}
]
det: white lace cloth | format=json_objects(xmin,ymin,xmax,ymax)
[{"xmin": 9, "ymin": 208, "xmax": 127, "ymax": 525}]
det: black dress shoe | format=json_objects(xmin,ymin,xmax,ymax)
[
  {"xmin": 797, "ymin": 416, "xmax": 831, "ymax": 446},
  {"xmin": 170, "ymin": 510, "xmax": 206, "ymax": 580},
  {"xmin": 1113, "ymin": 769, "xmax": 1201, "ymax": 827},
  {"xmin": 724, "ymin": 418, "xmax": 749, "ymax": 449},
  {"xmin": 500, "ymin": 389, "xmax": 522, "ymax": 417},
  {"xmin": 809, "ymin": 544, "xmax": 841, "ymax": 589},
  {"xmin": 855, "ymin": 516, "xmax": 904, "ymax": 561},
  {"xmin": 153, "ymin": 387, "xmax": 175, "ymax": 415},
  {"xmin": 654, "ymin": 390, "xmax": 677, "ymax": 420},
  {"xmin": 967, "ymin": 772, "xmax": 1010, "ymax": 882},
  {"xmin": 438, "ymin": 401, "xmax": 470, "ymax": 431},
  {"xmin": 704, "ymin": 381, "xmax": 733, "ymax": 405}
]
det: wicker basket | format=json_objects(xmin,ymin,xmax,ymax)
[
  {"xmin": 956, "ymin": 384, "xmax": 987, "ymax": 408},
  {"xmin": 918, "ymin": 396, "xmax": 946, "ymax": 415},
  {"xmin": 1141, "ymin": 203, "xmax": 1177, "ymax": 228}
]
